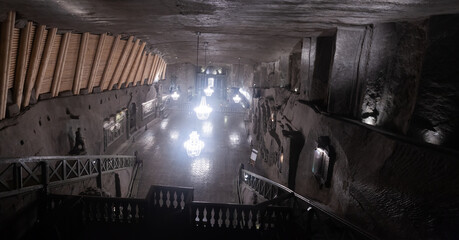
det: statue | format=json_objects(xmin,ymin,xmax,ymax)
[{"xmin": 69, "ymin": 127, "xmax": 86, "ymax": 155}]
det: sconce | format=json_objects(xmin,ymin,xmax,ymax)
[{"xmin": 311, "ymin": 137, "xmax": 332, "ymax": 187}]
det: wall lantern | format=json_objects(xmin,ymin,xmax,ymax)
[
  {"xmin": 184, "ymin": 131, "xmax": 205, "ymax": 157},
  {"xmin": 171, "ymin": 91, "xmax": 180, "ymax": 101},
  {"xmin": 233, "ymin": 94, "xmax": 241, "ymax": 103},
  {"xmin": 311, "ymin": 138, "xmax": 332, "ymax": 187},
  {"xmin": 194, "ymin": 96, "xmax": 212, "ymax": 120}
]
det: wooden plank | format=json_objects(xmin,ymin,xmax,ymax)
[
  {"xmin": 73, "ymin": 32, "xmax": 89, "ymax": 95},
  {"xmin": 102, "ymin": 35, "xmax": 121, "ymax": 90},
  {"xmin": 127, "ymin": 42, "xmax": 146, "ymax": 86},
  {"xmin": 141, "ymin": 53, "xmax": 152, "ymax": 85},
  {"xmin": 134, "ymin": 52, "xmax": 147, "ymax": 86},
  {"xmin": 87, "ymin": 33, "xmax": 107, "ymax": 93},
  {"xmin": 119, "ymin": 39, "xmax": 140, "ymax": 88},
  {"xmin": 35, "ymin": 28, "xmax": 57, "ymax": 99},
  {"xmin": 148, "ymin": 55, "xmax": 159, "ymax": 84},
  {"xmin": 23, "ymin": 25, "xmax": 46, "ymax": 107},
  {"xmin": 80, "ymin": 34, "xmax": 98, "ymax": 90},
  {"xmin": 93, "ymin": 35, "xmax": 114, "ymax": 88},
  {"xmin": 149, "ymin": 55, "xmax": 160, "ymax": 84},
  {"xmin": 51, "ymin": 32, "xmax": 71, "ymax": 97},
  {"xmin": 110, "ymin": 36, "xmax": 134, "ymax": 89},
  {"xmin": 60, "ymin": 33, "xmax": 80, "ymax": 92},
  {"xmin": 157, "ymin": 60, "xmax": 165, "ymax": 81},
  {"xmin": 0, "ymin": 11, "xmax": 15, "ymax": 119},
  {"xmin": 162, "ymin": 62, "xmax": 167, "ymax": 80},
  {"xmin": 13, "ymin": 21, "xmax": 33, "ymax": 108}
]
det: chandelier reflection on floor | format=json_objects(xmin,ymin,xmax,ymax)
[
  {"xmin": 171, "ymin": 91, "xmax": 180, "ymax": 100},
  {"xmin": 233, "ymin": 94, "xmax": 241, "ymax": 103},
  {"xmin": 184, "ymin": 131, "xmax": 205, "ymax": 157},
  {"xmin": 203, "ymin": 86, "xmax": 214, "ymax": 97},
  {"xmin": 194, "ymin": 96, "xmax": 212, "ymax": 120}
]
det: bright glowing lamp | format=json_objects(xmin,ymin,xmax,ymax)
[
  {"xmin": 194, "ymin": 96, "xmax": 212, "ymax": 120},
  {"xmin": 233, "ymin": 94, "xmax": 241, "ymax": 103},
  {"xmin": 184, "ymin": 131, "xmax": 205, "ymax": 157},
  {"xmin": 171, "ymin": 91, "xmax": 180, "ymax": 100},
  {"xmin": 204, "ymin": 87, "xmax": 214, "ymax": 97}
]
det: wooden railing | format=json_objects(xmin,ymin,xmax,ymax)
[
  {"xmin": 47, "ymin": 194, "xmax": 147, "ymax": 224},
  {"xmin": 0, "ymin": 155, "xmax": 136, "ymax": 198},
  {"xmin": 239, "ymin": 167, "xmax": 379, "ymax": 240},
  {"xmin": 168, "ymin": 103, "xmax": 246, "ymax": 114},
  {"xmin": 190, "ymin": 202, "xmax": 292, "ymax": 231}
]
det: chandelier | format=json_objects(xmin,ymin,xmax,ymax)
[
  {"xmin": 203, "ymin": 86, "xmax": 214, "ymax": 96},
  {"xmin": 171, "ymin": 91, "xmax": 180, "ymax": 100},
  {"xmin": 194, "ymin": 96, "xmax": 212, "ymax": 120},
  {"xmin": 233, "ymin": 94, "xmax": 241, "ymax": 104},
  {"xmin": 184, "ymin": 131, "xmax": 205, "ymax": 157}
]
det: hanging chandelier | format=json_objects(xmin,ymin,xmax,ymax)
[
  {"xmin": 233, "ymin": 94, "xmax": 241, "ymax": 104},
  {"xmin": 171, "ymin": 91, "xmax": 180, "ymax": 100},
  {"xmin": 184, "ymin": 131, "xmax": 205, "ymax": 157},
  {"xmin": 203, "ymin": 86, "xmax": 214, "ymax": 97},
  {"xmin": 194, "ymin": 96, "xmax": 212, "ymax": 120}
]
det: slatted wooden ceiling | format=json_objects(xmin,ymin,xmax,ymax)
[{"xmin": 0, "ymin": 11, "xmax": 167, "ymax": 120}]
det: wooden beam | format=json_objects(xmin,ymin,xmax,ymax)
[
  {"xmin": 87, "ymin": 33, "xmax": 107, "ymax": 93},
  {"xmin": 148, "ymin": 55, "xmax": 160, "ymax": 84},
  {"xmin": 152, "ymin": 57, "xmax": 163, "ymax": 84},
  {"xmin": 110, "ymin": 36, "xmax": 134, "ymax": 90},
  {"xmin": 0, "ymin": 11, "xmax": 15, "ymax": 119},
  {"xmin": 23, "ymin": 25, "xmax": 46, "ymax": 108},
  {"xmin": 162, "ymin": 61, "xmax": 167, "ymax": 80},
  {"xmin": 141, "ymin": 53, "xmax": 152, "ymax": 85},
  {"xmin": 134, "ymin": 53, "xmax": 147, "ymax": 86},
  {"xmin": 13, "ymin": 21, "xmax": 33, "ymax": 108},
  {"xmin": 73, "ymin": 32, "xmax": 89, "ymax": 95},
  {"xmin": 35, "ymin": 28, "xmax": 57, "ymax": 99},
  {"xmin": 51, "ymin": 32, "xmax": 71, "ymax": 97},
  {"xmin": 102, "ymin": 35, "xmax": 120, "ymax": 91},
  {"xmin": 127, "ymin": 41, "xmax": 146, "ymax": 86},
  {"xmin": 118, "ymin": 38, "xmax": 139, "ymax": 88}
]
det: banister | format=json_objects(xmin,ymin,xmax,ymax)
[
  {"xmin": 240, "ymin": 168, "xmax": 379, "ymax": 240},
  {"xmin": 0, "ymin": 155, "xmax": 136, "ymax": 198}
]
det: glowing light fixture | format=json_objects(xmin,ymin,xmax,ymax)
[
  {"xmin": 184, "ymin": 131, "xmax": 205, "ymax": 157},
  {"xmin": 171, "ymin": 91, "xmax": 180, "ymax": 101},
  {"xmin": 204, "ymin": 86, "xmax": 214, "ymax": 97},
  {"xmin": 202, "ymin": 121, "xmax": 213, "ymax": 134},
  {"xmin": 194, "ymin": 96, "xmax": 212, "ymax": 120},
  {"xmin": 233, "ymin": 94, "xmax": 241, "ymax": 103}
]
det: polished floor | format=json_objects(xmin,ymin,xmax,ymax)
[{"xmin": 119, "ymin": 99, "xmax": 255, "ymax": 203}]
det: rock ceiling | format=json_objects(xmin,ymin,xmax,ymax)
[{"xmin": 1, "ymin": 0, "xmax": 459, "ymax": 66}]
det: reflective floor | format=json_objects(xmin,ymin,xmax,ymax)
[{"xmin": 120, "ymin": 104, "xmax": 256, "ymax": 203}]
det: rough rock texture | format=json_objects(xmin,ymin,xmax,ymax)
[
  {"xmin": 0, "ymin": 84, "xmax": 159, "ymax": 157},
  {"xmin": 409, "ymin": 14, "xmax": 459, "ymax": 148},
  {"xmin": 249, "ymin": 14, "xmax": 459, "ymax": 239}
]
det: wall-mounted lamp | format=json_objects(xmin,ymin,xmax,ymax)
[{"xmin": 312, "ymin": 137, "xmax": 333, "ymax": 187}]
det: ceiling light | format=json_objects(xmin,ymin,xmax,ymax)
[
  {"xmin": 184, "ymin": 131, "xmax": 204, "ymax": 158},
  {"xmin": 194, "ymin": 96, "xmax": 212, "ymax": 120}
]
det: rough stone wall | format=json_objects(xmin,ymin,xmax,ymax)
[
  {"xmin": 0, "ymin": 84, "xmax": 159, "ymax": 157},
  {"xmin": 409, "ymin": 15, "xmax": 459, "ymax": 148},
  {"xmin": 164, "ymin": 63, "xmax": 196, "ymax": 103},
  {"xmin": 249, "ymin": 14, "xmax": 459, "ymax": 239}
]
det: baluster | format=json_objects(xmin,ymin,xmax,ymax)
[
  {"xmin": 159, "ymin": 190, "xmax": 164, "ymax": 207},
  {"xmin": 119, "ymin": 202, "xmax": 124, "ymax": 221},
  {"xmin": 180, "ymin": 192, "xmax": 185, "ymax": 209},
  {"xmin": 103, "ymin": 202, "xmax": 109, "ymax": 222},
  {"xmin": 240, "ymin": 209, "xmax": 245, "ymax": 229},
  {"xmin": 224, "ymin": 208, "xmax": 230, "ymax": 228},
  {"xmin": 232, "ymin": 208, "xmax": 238, "ymax": 229},
  {"xmin": 271, "ymin": 210, "xmax": 276, "ymax": 228},
  {"xmin": 109, "ymin": 202, "xmax": 115, "ymax": 222},
  {"xmin": 248, "ymin": 210, "xmax": 253, "ymax": 229},
  {"xmin": 81, "ymin": 200, "xmax": 87, "ymax": 222},
  {"xmin": 194, "ymin": 208, "xmax": 200, "ymax": 226},
  {"xmin": 127, "ymin": 203, "xmax": 132, "ymax": 223},
  {"xmin": 217, "ymin": 208, "xmax": 223, "ymax": 227},
  {"xmin": 134, "ymin": 203, "xmax": 140, "ymax": 222},
  {"xmin": 166, "ymin": 191, "xmax": 171, "ymax": 208},
  {"xmin": 264, "ymin": 210, "xmax": 269, "ymax": 230},
  {"xmin": 88, "ymin": 201, "xmax": 94, "ymax": 222},
  {"xmin": 114, "ymin": 202, "xmax": 120, "ymax": 222},
  {"xmin": 210, "ymin": 208, "xmax": 215, "ymax": 227},
  {"xmin": 202, "ymin": 207, "xmax": 208, "ymax": 227},
  {"xmin": 95, "ymin": 201, "xmax": 102, "ymax": 221},
  {"xmin": 255, "ymin": 210, "xmax": 261, "ymax": 230},
  {"xmin": 173, "ymin": 191, "xmax": 178, "ymax": 208}
]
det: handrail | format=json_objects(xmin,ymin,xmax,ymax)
[
  {"xmin": 0, "ymin": 155, "xmax": 136, "ymax": 198},
  {"xmin": 240, "ymin": 168, "xmax": 379, "ymax": 240}
]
